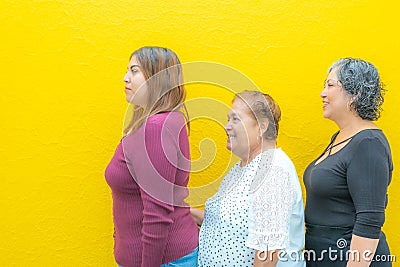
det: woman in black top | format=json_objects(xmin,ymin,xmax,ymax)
[{"xmin": 303, "ymin": 58, "xmax": 393, "ymax": 266}]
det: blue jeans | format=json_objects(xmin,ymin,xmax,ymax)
[
  {"xmin": 118, "ymin": 247, "xmax": 198, "ymax": 267},
  {"xmin": 161, "ymin": 247, "xmax": 198, "ymax": 267}
]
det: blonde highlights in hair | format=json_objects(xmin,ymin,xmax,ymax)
[{"xmin": 124, "ymin": 47, "xmax": 188, "ymax": 135}]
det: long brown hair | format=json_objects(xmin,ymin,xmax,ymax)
[{"xmin": 124, "ymin": 46, "xmax": 189, "ymax": 135}]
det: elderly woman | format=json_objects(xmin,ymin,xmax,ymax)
[
  {"xmin": 191, "ymin": 90, "xmax": 305, "ymax": 267},
  {"xmin": 303, "ymin": 58, "xmax": 393, "ymax": 266}
]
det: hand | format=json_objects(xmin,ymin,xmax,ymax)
[
  {"xmin": 253, "ymin": 250, "xmax": 279, "ymax": 267},
  {"xmin": 189, "ymin": 207, "xmax": 204, "ymax": 227},
  {"xmin": 346, "ymin": 235, "xmax": 379, "ymax": 267}
]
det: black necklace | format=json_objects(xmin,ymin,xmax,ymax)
[{"xmin": 326, "ymin": 136, "xmax": 353, "ymax": 156}]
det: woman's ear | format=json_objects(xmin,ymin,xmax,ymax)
[
  {"xmin": 259, "ymin": 119, "xmax": 269, "ymax": 136},
  {"xmin": 347, "ymin": 95, "xmax": 356, "ymax": 111}
]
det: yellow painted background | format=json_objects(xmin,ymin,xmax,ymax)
[{"xmin": 1, "ymin": 0, "xmax": 399, "ymax": 266}]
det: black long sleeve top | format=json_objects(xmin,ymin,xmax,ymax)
[{"xmin": 303, "ymin": 129, "xmax": 393, "ymax": 239}]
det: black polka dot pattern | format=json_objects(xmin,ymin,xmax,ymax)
[
  {"xmin": 198, "ymin": 149, "xmax": 306, "ymax": 267},
  {"xmin": 198, "ymin": 153, "xmax": 262, "ymax": 266}
]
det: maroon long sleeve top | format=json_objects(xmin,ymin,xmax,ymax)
[{"xmin": 105, "ymin": 112, "xmax": 198, "ymax": 267}]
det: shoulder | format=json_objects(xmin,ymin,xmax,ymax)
[
  {"xmin": 351, "ymin": 129, "xmax": 390, "ymax": 151},
  {"xmin": 146, "ymin": 112, "xmax": 186, "ymax": 133},
  {"xmin": 146, "ymin": 111, "xmax": 185, "ymax": 125},
  {"xmin": 271, "ymin": 149, "xmax": 297, "ymax": 174},
  {"xmin": 250, "ymin": 149, "xmax": 297, "ymax": 191},
  {"xmin": 123, "ymin": 112, "xmax": 186, "ymax": 144},
  {"xmin": 354, "ymin": 128, "xmax": 383, "ymax": 138},
  {"xmin": 347, "ymin": 129, "xmax": 392, "ymax": 163}
]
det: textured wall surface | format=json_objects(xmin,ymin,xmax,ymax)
[{"xmin": 1, "ymin": 0, "xmax": 399, "ymax": 266}]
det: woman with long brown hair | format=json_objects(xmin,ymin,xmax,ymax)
[{"xmin": 105, "ymin": 46, "xmax": 198, "ymax": 267}]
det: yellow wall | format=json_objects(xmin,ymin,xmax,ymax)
[{"xmin": 1, "ymin": 0, "xmax": 399, "ymax": 265}]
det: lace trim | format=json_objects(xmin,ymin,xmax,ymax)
[{"xmin": 246, "ymin": 165, "xmax": 294, "ymax": 251}]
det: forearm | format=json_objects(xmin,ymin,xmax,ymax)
[
  {"xmin": 141, "ymin": 221, "xmax": 172, "ymax": 267},
  {"xmin": 346, "ymin": 235, "xmax": 379, "ymax": 267},
  {"xmin": 253, "ymin": 250, "xmax": 279, "ymax": 267},
  {"xmin": 141, "ymin": 188, "xmax": 174, "ymax": 267},
  {"xmin": 190, "ymin": 207, "xmax": 204, "ymax": 226}
]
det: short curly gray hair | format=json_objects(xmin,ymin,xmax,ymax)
[{"xmin": 329, "ymin": 57, "xmax": 385, "ymax": 121}]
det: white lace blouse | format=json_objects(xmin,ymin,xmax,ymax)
[{"xmin": 198, "ymin": 149, "xmax": 305, "ymax": 267}]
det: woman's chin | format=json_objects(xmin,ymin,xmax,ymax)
[{"xmin": 226, "ymin": 141, "xmax": 233, "ymax": 151}]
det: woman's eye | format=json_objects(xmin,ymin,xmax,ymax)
[
  {"xmin": 130, "ymin": 67, "xmax": 139, "ymax": 73},
  {"xmin": 227, "ymin": 116, "xmax": 239, "ymax": 122}
]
